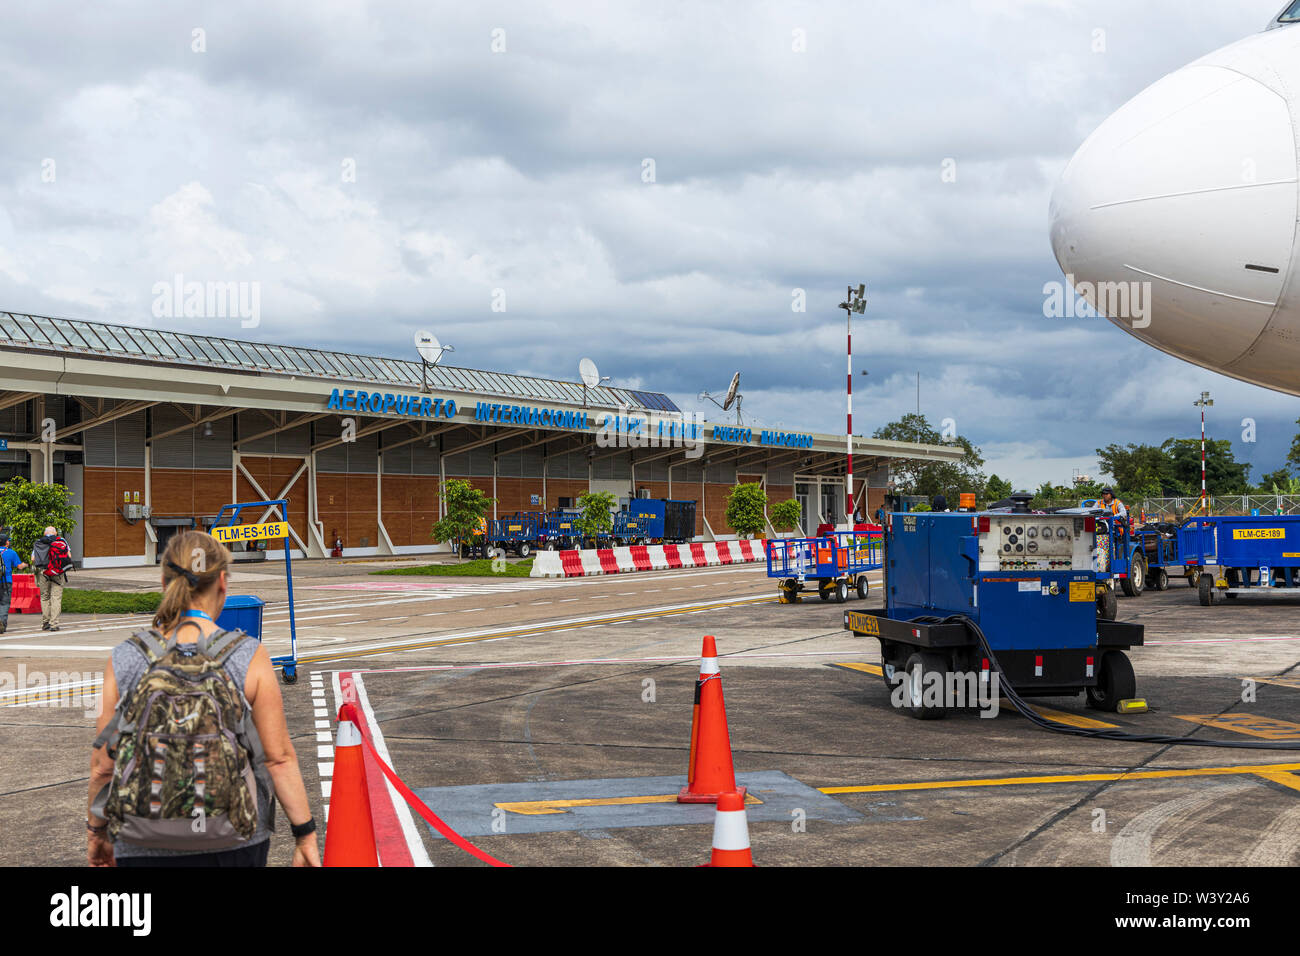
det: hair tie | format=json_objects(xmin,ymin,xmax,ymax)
[{"xmin": 166, "ymin": 560, "xmax": 200, "ymax": 588}]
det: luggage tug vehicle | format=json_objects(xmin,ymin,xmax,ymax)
[{"xmin": 844, "ymin": 496, "xmax": 1144, "ymax": 718}]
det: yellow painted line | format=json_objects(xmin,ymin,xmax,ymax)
[
  {"xmin": 829, "ymin": 664, "xmax": 1117, "ymax": 728},
  {"xmin": 831, "ymin": 661, "xmax": 884, "ymax": 676},
  {"xmin": 1172, "ymin": 714, "xmax": 1300, "ymax": 740},
  {"xmin": 1257, "ymin": 771, "xmax": 1300, "ymax": 793},
  {"xmin": 1001, "ymin": 699, "xmax": 1118, "ymax": 730},
  {"xmin": 819, "ymin": 762, "xmax": 1300, "ymax": 795},
  {"xmin": 296, "ymin": 594, "xmax": 772, "ymax": 665},
  {"xmin": 1241, "ymin": 675, "xmax": 1300, "ymax": 691},
  {"xmin": 496, "ymin": 792, "xmax": 763, "ymax": 816}
]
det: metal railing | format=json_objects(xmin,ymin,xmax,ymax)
[{"xmin": 1137, "ymin": 495, "xmax": 1300, "ymax": 518}]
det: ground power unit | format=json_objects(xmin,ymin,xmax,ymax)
[{"xmin": 844, "ymin": 507, "xmax": 1144, "ymax": 719}]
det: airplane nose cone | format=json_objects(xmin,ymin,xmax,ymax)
[{"xmin": 1050, "ymin": 62, "xmax": 1297, "ymax": 372}]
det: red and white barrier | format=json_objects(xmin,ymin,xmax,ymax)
[{"xmin": 530, "ymin": 540, "xmax": 766, "ymax": 578}]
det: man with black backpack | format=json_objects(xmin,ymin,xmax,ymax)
[{"xmin": 32, "ymin": 525, "xmax": 71, "ymax": 632}]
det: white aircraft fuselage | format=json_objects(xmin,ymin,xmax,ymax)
[{"xmin": 1050, "ymin": 5, "xmax": 1300, "ymax": 396}]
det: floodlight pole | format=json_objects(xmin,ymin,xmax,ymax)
[
  {"xmin": 1194, "ymin": 390, "xmax": 1213, "ymax": 512},
  {"xmin": 838, "ymin": 284, "xmax": 864, "ymax": 524}
]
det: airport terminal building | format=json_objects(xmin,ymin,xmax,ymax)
[{"xmin": 0, "ymin": 311, "xmax": 963, "ymax": 567}]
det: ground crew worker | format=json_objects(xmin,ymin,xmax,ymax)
[
  {"xmin": 32, "ymin": 525, "xmax": 71, "ymax": 632},
  {"xmin": 1100, "ymin": 487, "xmax": 1128, "ymax": 521},
  {"xmin": 0, "ymin": 534, "xmax": 27, "ymax": 635}
]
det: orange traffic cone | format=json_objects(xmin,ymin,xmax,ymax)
[
  {"xmin": 702, "ymin": 790, "xmax": 754, "ymax": 867},
  {"xmin": 678, "ymin": 635, "xmax": 745, "ymax": 804},
  {"xmin": 323, "ymin": 708, "xmax": 379, "ymax": 867}
]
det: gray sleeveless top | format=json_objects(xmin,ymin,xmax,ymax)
[{"xmin": 108, "ymin": 631, "xmax": 275, "ymax": 857}]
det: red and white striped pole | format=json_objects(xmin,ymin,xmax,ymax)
[
  {"xmin": 846, "ymin": 285, "xmax": 853, "ymax": 524},
  {"xmin": 1194, "ymin": 391, "xmax": 1213, "ymax": 513}
]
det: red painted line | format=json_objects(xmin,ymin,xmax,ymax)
[{"xmin": 338, "ymin": 671, "xmax": 414, "ymax": 867}]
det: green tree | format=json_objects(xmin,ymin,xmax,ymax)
[
  {"xmin": 431, "ymin": 479, "xmax": 495, "ymax": 560},
  {"xmin": 1288, "ymin": 417, "xmax": 1300, "ymax": 472},
  {"xmin": 985, "ymin": 474, "xmax": 1013, "ymax": 503},
  {"xmin": 1258, "ymin": 468, "xmax": 1293, "ymax": 493},
  {"xmin": 1095, "ymin": 443, "xmax": 1172, "ymax": 497},
  {"xmin": 872, "ymin": 413, "xmax": 986, "ymax": 504},
  {"xmin": 724, "ymin": 482, "xmax": 768, "ymax": 538},
  {"xmin": 575, "ymin": 491, "xmax": 617, "ymax": 544},
  {"xmin": 770, "ymin": 498, "xmax": 801, "ymax": 535},
  {"xmin": 0, "ymin": 477, "xmax": 79, "ymax": 562},
  {"xmin": 1162, "ymin": 438, "xmax": 1251, "ymax": 495}
]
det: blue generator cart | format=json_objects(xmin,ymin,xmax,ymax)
[{"xmin": 843, "ymin": 506, "xmax": 1143, "ymax": 717}]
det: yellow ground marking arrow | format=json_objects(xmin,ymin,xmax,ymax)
[
  {"xmin": 496, "ymin": 792, "xmax": 764, "ymax": 816},
  {"xmin": 1172, "ymin": 714, "xmax": 1300, "ymax": 740},
  {"xmin": 828, "ymin": 663, "xmax": 1119, "ymax": 728},
  {"xmin": 820, "ymin": 762, "xmax": 1300, "ymax": 796}
]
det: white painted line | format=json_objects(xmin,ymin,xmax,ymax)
[
  {"xmin": 318, "ymin": 762, "xmax": 334, "ymax": 777},
  {"xmin": 314, "ymin": 708, "xmax": 328, "ymax": 718},
  {"xmin": 321, "ymin": 781, "xmax": 332, "ymax": 799},
  {"xmin": 316, "ymin": 745, "xmax": 333, "ymax": 759},
  {"xmin": 316, "ymin": 731, "xmax": 332, "ymax": 742},
  {"xmin": 349, "ymin": 671, "xmax": 433, "ymax": 867},
  {"xmin": 315, "ymin": 720, "xmax": 330, "ymax": 730}
]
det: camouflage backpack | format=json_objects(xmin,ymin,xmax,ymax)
[{"xmin": 93, "ymin": 626, "xmax": 265, "ymax": 850}]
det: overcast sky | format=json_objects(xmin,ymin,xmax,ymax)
[{"xmin": 1, "ymin": 1, "xmax": 1296, "ymax": 489}]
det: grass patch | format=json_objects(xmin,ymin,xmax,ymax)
[
  {"xmin": 62, "ymin": 589, "xmax": 162, "ymax": 615},
  {"xmin": 372, "ymin": 558, "xmax": 535, "ymax": 578}
]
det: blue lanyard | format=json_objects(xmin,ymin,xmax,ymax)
[{"xmin": 183, "ymin": 609, "xmax": 215, "ymax": 623}]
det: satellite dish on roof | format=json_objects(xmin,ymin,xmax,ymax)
[
  {"xmin": 579, "ymin": 357, "xmax": 600, "ymax": 388},
  {"xmin": 414, "ymin": 330, "xmax": 453, "ymax": 366},
  {"xmin": 722, "ymin": 372, "xmax": 741, "ymax": 411}
]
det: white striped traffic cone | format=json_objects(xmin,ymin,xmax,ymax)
[{"xmin": 702, "ymin": 790, "xmax": 754, "ymax": 867}]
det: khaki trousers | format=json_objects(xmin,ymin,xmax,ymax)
[{"xmin": 39, "ymin": 573, "xmax": 65, "ymax": 627}]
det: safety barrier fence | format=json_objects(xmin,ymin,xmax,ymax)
[{"xmin": 531, "ymin": 539, "xmax": 769, "ymax": 578}]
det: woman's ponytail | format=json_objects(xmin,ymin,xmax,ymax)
[{"xmin": 152, "ymin": 530, "xmax": 231, "ymax": 632}]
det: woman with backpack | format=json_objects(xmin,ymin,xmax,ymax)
[{"xmin": 87, "ymin": 530, "xmax": 320, "ymax": 867}]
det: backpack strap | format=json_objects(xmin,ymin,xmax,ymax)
[
  {"xmin": 206, "ymin": 627, "xmax": 252, "ymax": 663},
  {"xmin": 126, "ymin": 629, "xmax": 167, "ymax": 664}
]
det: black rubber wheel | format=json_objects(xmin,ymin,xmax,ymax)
[
  {"xmin": 1199, "ymin": 573, "xmax": 1215, "ymax": 606},
  {"xmin": 818, "ymin": 586, "xmax": 831, "ymax": 601},
  {"xmin": 1121, "ymin": 555, "xmax": 1146, "ymax": 597},
  {"xmin": 902, "ymin": 651, "xmax": 949, "ymax": 720},
  {"xmin": 834, "ymin": 579, "xmax": 848, "ymax": 603},
  {"xmin": 856, "ymin": 576, "xmax": 869, "ymax": 600},
  {"xmin": 1086, "ymin": 651, "xmax": 1136, "ymax": 711},
  {"xmin": 518, "ymin": 542, "xmax": 532, "ymax": 559},
  {"xmin": 1097, "ymin": 586, "xmax": 1117, "ymax": 620},
  {"xmin": 1185, "ymin": 570, "xmax": 1199, "ymax": 588},
  {"xmin": 281, "ymin": 669, "xmax": 298, "ymax": 685},
  {"xmin": 1152, "ymin": 568, "xmax": 1168, "ymax": 591}
]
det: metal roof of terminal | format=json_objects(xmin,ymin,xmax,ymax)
[{"xmin": 0, "ymin": 311, "xmax": 680, "ymax": 413}]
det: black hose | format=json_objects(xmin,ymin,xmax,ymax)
[{"xmin": 910, "ymin": 614, "xmax": 1300, "ymax": 751}]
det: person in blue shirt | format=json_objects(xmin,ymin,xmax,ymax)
[{"xmin": 0, "ymin": 534, "xmax": 28, "ymax": 634}]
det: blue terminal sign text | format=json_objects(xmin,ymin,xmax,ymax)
[
  {"xmin": 476, "ymin": 402, "xmax": 589, "ymax": 430},
  {"xmin": 710, "ymin": 425, "xmax": 815, "ymax": 448},
  {"xmin": 326, "ymin": 388, "xmax": 458, "ymax": 418}
]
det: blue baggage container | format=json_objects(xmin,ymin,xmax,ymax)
[{"xmin": 218, "ymin": 594, "xmax": 265, "ymax": 640}]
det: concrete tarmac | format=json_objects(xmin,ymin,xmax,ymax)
[{"xmin": 2, "ymin": 559, "xmax": 1297, "ymax": 866}]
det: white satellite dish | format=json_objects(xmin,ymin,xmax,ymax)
[
  {"xmin": 414, "ymin": 330, "xmax": 453, "ymax": 366},
  {"xmin": 722, "ymin": 372, "xmax": 741, "ymax": 411},
  {"xmin": 579, "ymin": 357, "xmax": 600, "ymax": 388}
]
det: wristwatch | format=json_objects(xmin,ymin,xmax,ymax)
[{"xmin": 290, "ymin": 817, "xmax": 317, "ymax": 839}]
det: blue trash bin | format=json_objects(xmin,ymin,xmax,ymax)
[{"xmin": 218, "ymin": 595, "xmax": 265, "ymax": 640}]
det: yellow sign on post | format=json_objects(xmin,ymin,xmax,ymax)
[{"xmin": 212, "ymin": 521, "xmax": 289, "ymax": 545}]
